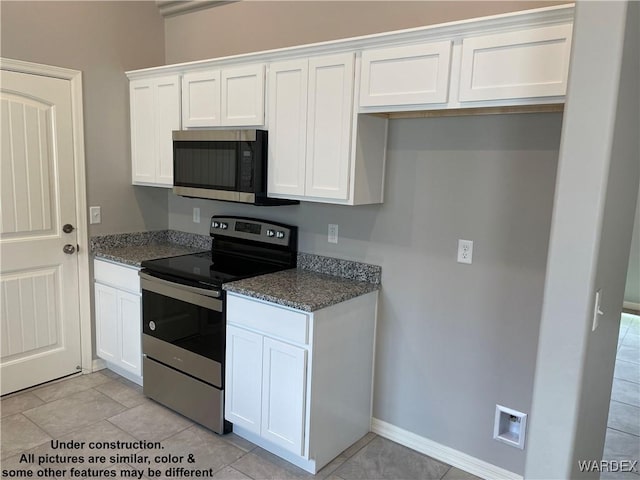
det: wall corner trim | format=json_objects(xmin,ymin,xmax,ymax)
[{"xmin": 370, "ymin": 418, "xmax": 522, "ymax": 480}]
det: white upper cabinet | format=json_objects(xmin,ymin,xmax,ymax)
[
  {"xmin": 305, "ymin": 54, "xmax": 355, "ymax": 200},
  {"xmin": 360, "ymin": 41, "xmax": 452, "ymax": 107},
  {"xmin": 182, "ymin": 64, "xmax": 265, "ymax": 128},
  {"xmin": 130, "ymin": 74, "xmax": 180, "ymax": 187},
  {"xmin": 182, "ymin": 70, "xmax": 221, "ymax": 127},
  {"xmin": 221, "ymin": 65, "xmax": 265, "ymax": 126},
  {"xmin": 268, "ymin": 53, "xmax": 387, "ymax": 205},
  {"xmin": 127, "ymin": 4, "xmax": 574, "ymax": 192},
  {"xmin": 267, "ymin": 59, "xmax": 308, "ymax": 197},
  {"xmin": 458, "ymin": 24, "xmax": 573, "ymax": 103}
]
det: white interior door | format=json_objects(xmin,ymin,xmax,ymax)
[{"xmin": 1, "ymin": 69, "xmax": 82, "ymax": 394}]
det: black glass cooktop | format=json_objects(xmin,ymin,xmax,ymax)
[{"xmin": 141, "ymin": 251, "xmax": 284, "ymax": 286}]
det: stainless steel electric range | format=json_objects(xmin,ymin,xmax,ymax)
[{"xmin": 139, "ymin": 216, "xmax": 298, "ymax": 433}]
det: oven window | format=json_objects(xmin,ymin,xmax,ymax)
[
  {"xmin": 142, "ymin": 289, "xmax": 224, "ymax": 364},
  {"xmin": 173, "ymin": 141, "xmax": 237, "ymax": 190}
]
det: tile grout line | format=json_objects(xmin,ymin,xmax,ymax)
[
  {"xmin": 439, "ymin": 465, "xmax": 454, "ymax": 479},
  {"xmin": 606, "ymin": 426, "xmax": 640, "ymax": 438},
  {"xmin": 609, "ymin": 398, "xmax": 640, "ymax": 409},
  {"xmin": 1, "ymin": 412, "xmax": 53, "ymax": 459}
]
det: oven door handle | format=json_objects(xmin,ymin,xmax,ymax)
[
  {"xmin": 139, "ymin": 272, "xmax": 223, "ymax": 312},
  {"xmin": 140, "ymin": 272, "xmax": 221, "ymax": 298}
]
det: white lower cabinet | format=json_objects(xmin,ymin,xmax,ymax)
[
  {"xmin": 225, "ymin": 325, "xmax": 264, "ymax": 435},
  {"xmin": 94, "ymin": 259, "xmax": 142, "ymax": 385},
  {"xmin": 261, "ymin": 337, "xmax": 307, "ymax": 455},
  {"xmin": 225, "ymin": 291, "xmax": 378, "ymax": 473},
  {"xmin": 226, "ymin": 326, "xmax": 307, "ymax": 455}
]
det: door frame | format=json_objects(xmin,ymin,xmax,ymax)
[{"xmin": 1, "ymin": 57, "xmax": 93, "ymax": 375}]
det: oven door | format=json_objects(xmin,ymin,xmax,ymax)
[{"xmin": 139, "ymin": 271, "xmax": 224, "ymax": 387}]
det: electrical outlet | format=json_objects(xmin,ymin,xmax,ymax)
[
  {"xmin": 89, "ymin": 206, "xmax": 101, "ymax": 225},
  {"xmin": 457, "ymin": 239, "xmax": 473, "ymax": 264},
  {"xmin": 328, "ymin": 224, "xmax": 338, "ymax": 244},
  {"xmin": 193, "ymin": 207, "xmax": 200, "ymax": 224}
]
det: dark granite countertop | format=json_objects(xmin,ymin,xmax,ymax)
[
  {"xmin": 91, "ymin": 231, "xmax": 382, "ymax": 311},
  {"xmin": 224, "ymin": 254, "xmax": 381, "ymax": 312},
  {"xmin": 91, "ymin": 230, "xmax": 210, "ymax": 267},
  {"xmin": 93, "ymin": 244, "xmax": 207, "ymax": 267}
]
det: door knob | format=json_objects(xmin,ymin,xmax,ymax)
[
  {"xmin": 63, "ymin": 224, "xmax": 75, "ymax": 233},
  {"xmin": 63, "ymin": 244, "xmax": 76, "ymax": 254}
]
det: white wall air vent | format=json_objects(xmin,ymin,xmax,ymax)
[{"xmin": 156, "ymin": 0, "xmax": 236, "ymax": 18}]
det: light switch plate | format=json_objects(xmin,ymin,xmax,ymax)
[{"xmin": 89, "ymin": 206, "xmax": 101, "ymax": 224}]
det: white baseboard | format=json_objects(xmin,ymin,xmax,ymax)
[
  {"xmin": 623, "ymin": 301, "xmax": 640, "ymax": 312},
  {"xmin": 370, "ymin": 418, "xmax": 522, "ymax": 480}
]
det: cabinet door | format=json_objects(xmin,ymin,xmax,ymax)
[
  {"xmin": 130, "ymin": 75, "xmax": 180, "ymax": 187},
  {"xmin": 182, "ymin": 70, "xmax": 221, "ymax": 127},
  {"xmin": 130, "ymin": 80, "xmax": 156, "ymax": 185},
  {"xmin": 155, "ymin": 75, "xmax": 181, "ymax": 186},
  {"xmin": 225, "ymin": 325, "xmax": 263, "ymax": 435},
  {"xmin": 360, "ymin": 41, "xmax": 452, "ymax": 107},
  {"xmin": 267, "ymin": 59, "xmax": 308, "ymax": 197},
  {"xmin": 95, "ymin": 283, "xmax": 119, "ymax": 363},
  {"xmin": 305, "ymin": 53, "xmax": 355, "ymax": 200},
  {"xmin": 117, "ymin": 290, "xmax": 141, "ymax": 376},
  {"xmin": 261, "ymin": 337, "xmax": 307, "ymax": 456},
  {"xmin": 458, "ymin": 24, "xmax": 572, "ymax": 102},
  {"xmin": 221, "ymin": 64, "xmax": 265, "ymax": 126}
]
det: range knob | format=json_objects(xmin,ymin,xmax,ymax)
[
  {"xmin": 276, "ymin": 231, "xmax": 285, "ymax": 239},
  {"xmin": 212, "ymin": 221, "xmax": 220, "ymax": 228},
  {"xmin": 266, "ymin": 229, "xmax": 275, "ymax": 237},
  {"xmin": 220, "ymin": 222, "xmax": 228, "ymax": 230}
]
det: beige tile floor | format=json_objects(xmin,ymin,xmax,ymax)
[
  {"xmin": 1, "ymin": 369, "xmax": 479, "ymax": 480},
  {"xmin": 602, "ymin": 312, "xmax": 640, "ymax": 479},
  {"xmin": 3, "ymin": 313, "xmax": 637, "ymax": 480}
]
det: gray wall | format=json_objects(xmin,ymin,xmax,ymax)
[
  {"xmin": 0, "ymin": 1, "xmax": 169, "ymax": 235},
  {"xmin": 168, "ymin": 113, "xmax": 562, "ymax": 474},
  {"xmin": 165, "ymin": 0, "xmax": 568, "ymax": 63},
  {"xmin": 525, "ymin": 2, "xmax": 639, "ymax": 478},
  {"xmin": 164, "ymin": 2, "xmax": 567, "ymax": 474},
  {"xmin": 625, "ymin": 191, "xmax": 640, "ymax": 305}
]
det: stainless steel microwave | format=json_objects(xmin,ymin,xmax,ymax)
[{"xmin": 172, "ymin": 129, "xmax": 297, "ymax": 206}]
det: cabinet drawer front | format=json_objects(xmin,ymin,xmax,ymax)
[
  {"xmin": 360, "ymin": 41, "xmax": 452, "ymax": 107},
  {"xmin": 227, "ymin": 295, "xmax": 309, "ymax": 344},
  {"xmin": 459, "ymin": 24, "xmax": 572, "ymax": 102},
  {"xmin": 94, "ymin": 259, "xmax": 140, "ymax": 293}
]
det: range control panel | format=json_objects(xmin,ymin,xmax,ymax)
[{"xmin": 210, "ymin": 216, "xmax": 295, "ymax": 247}]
